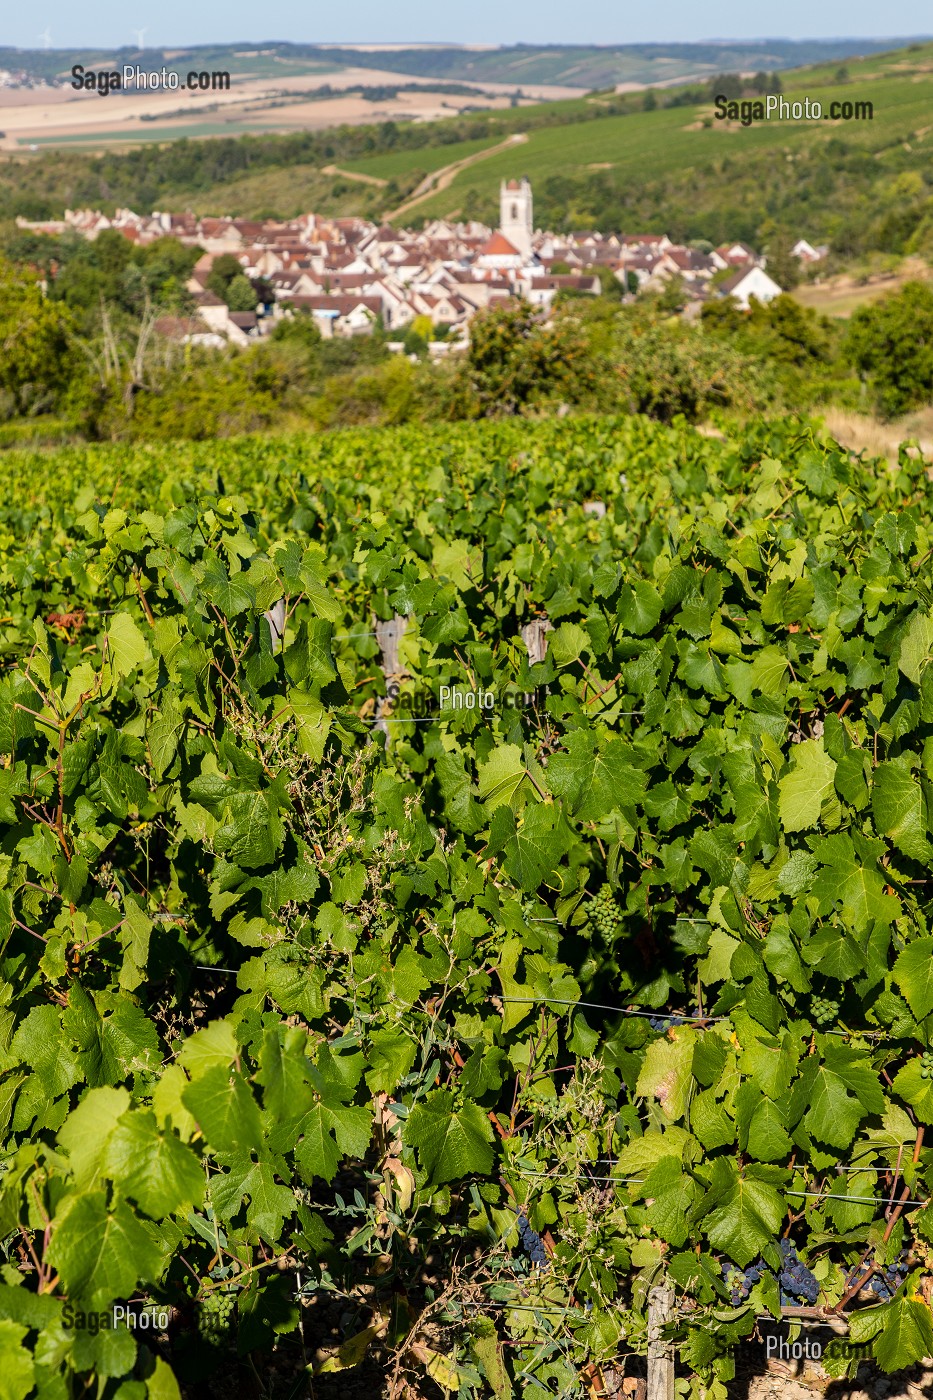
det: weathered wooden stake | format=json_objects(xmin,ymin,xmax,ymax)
[
  {"xmin": 647, "ymin": 1286, "xmax": 675, "ymax": 1400},
  {"xmin": 374, "ymin": 613, "xmax": 408, "ymax": 738}
]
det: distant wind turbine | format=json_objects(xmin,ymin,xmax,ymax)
[
  {"xmin": 132, "ymin": 27, "xmax": 148, "ymax": 49},
  {"xmin": 37, "ymin": 26, "xmax": 52, "ymax": 49}
]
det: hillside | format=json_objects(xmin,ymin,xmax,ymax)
[
  {"xmin": 258, "ymin": 38, "xmax": 925, "ymax": 89},
  {"xmin": 2, "ymin": 42, "xmax": 932, "ymax": 258},
  {"xmin": 361, "ymin": 43, "xmax": 933, "ymax": 253},
  {"xmin": 1, "ymin": 37, "xmax": 919, "ymax": 91}
]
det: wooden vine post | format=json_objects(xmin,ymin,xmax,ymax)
[
  {"xmin": 647, "ymin": 1286, "xmax": 675, "ymax": 1400},
  {"xmin": 521, "ymin": 614, "xmax": 553, "ymax": 707},
  {"xmin": 374, "ymin": 613, "xmax": 409, "ymax": 738}
]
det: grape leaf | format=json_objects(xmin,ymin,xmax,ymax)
[
  {"xmin": 104, "ymin": 1110, "xmax": 205, "ymax": 1217},
  {"xmin": 0, "ymin": 1319, "xmax": 34, "ymax": 1400},
  {"xmin": 294, "ymin": 1103, "xmax": 373, "ymax": 1184},
  {"xmin": 57, "ymin": 1086, "xmax": 130, "ymax": 1189},
  {"xmin": 48, "ymin": 1191, "xmax": 162, "ymax": 1308},
  {"xmin": 182, "ymin": 1067, "xmax": 262, "ymax": 1155},
  {"xmin": 893, "ymin": 939, "xmax": 933, "ymax": 1021},
  {"xmin": 106, "ymin": 613, "xmax": 151, "ymax": 680},
  {"xmin": 778, "ymin": 739, "xmax": 836, "ymax": 833},
  {"xmin": 872, "ymin": 758, "xmax": 933, "ymax": 862},
  {"xmin": 704, "ymin": 1173, "xmax": 785, "ymax": 1267},
  {"xmin": 404, "ymin": 1090, "xmax": 494, "ymax": 1184}
]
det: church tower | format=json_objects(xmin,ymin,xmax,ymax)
[{"xmin": 500, "ymin": 177, "xmax": 533, "ymax": 259}]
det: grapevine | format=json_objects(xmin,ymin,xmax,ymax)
[{"xmin": 0, "ymin": 415, "xmax": 929, "ymax": 1397}]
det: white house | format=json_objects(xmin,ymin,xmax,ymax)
[
  {"xmin": 718, "ymin": 265, "xmax": 782, "ymax": 310},
  {"xmin": 792, "ymin": 239, "xmax": 828, "ymax": 263}
]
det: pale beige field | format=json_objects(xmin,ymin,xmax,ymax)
[
  {"xmin": 792, "ymin": 259, "xmax": 933, "ymax": 318},
  {"xmin": 0, "ymin": 67, "xmax": 580, "ymax": 150}
]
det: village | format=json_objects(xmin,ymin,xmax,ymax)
[{"xmin": 18, "ymin": 178, "xmax": 826, "ymax": 348}]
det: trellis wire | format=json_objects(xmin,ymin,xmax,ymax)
[
  {"xmin": 500, "ymin": 996, "xmax": 884, "ymax": 1037},
  {"xmin": 190, "ymin": 974, "xmax": 885, "ymax": 1041},
  {"xmin": 501, "ymin": 997, "xmax": 728, "ymax": 1021},
  {"xmin": 510, "ymin": 1167, "xmax": 930, "ymax": 1209}
]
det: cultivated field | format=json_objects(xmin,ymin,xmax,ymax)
[{"xmin": 0, "ymin": 67, "xmax": 577, "ymax": 152}]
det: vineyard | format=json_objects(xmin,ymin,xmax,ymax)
[{"xmin": 2, "ymin": 413, "xmax": 933, "ymax": 1398}]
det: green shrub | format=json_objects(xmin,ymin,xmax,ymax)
[{"xmin": 844, "ymin": 280, "xmax": 933, "ymax": 418}]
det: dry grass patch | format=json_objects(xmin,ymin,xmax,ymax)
[{"xmin": 819, "ymin": 406, "xmax": 933, "ymax": 463}]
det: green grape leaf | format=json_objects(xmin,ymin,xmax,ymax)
[
  {"xmin": 872, "ymin": 758, "xmax": 933, "ymax": 862},
  {"xmin": 104, "ymin": 1110, "xmax": 205, "ymax": 1217},
  {"xmin": 256, "ymin": 1026, "xmax": 314, "ymax": 1120},
  {"xmin": 704, "ymin": 1173, "xmax": 785, "ymax": 1267},
  {"xmin": 58, "ymin": 1086, "xmax": 130, "ymax": 1189},
  {"xmin": 478, "ymin": 745, "xmax": 532, "ymax": 813},
  {"xmin": 176, "ymin": 1020, "xmax": 239, "ymax": 1079},
  {"xmin": 106, "ymin": 613, "xmax": 151, "ymax": 681},
  {"xmin": 404, "ymin": 1090, "xmax": 494, "ymax": 1184},
  {"xmin": 778, "ymin": 739, "xmax": 836, "ymax": 833},
  {"xmin": 503, "ymin": 803, "xmax": 570, "ymax": 892},
  {"xmin": 0, "ymin": 1319, "xmax": 34, "ymax": 1400},
  {"xmin": 635, "ymin": 1032, "xmax": 696, "ymax": 1123},
  {"xmin": 870, "ymin": 1298, "xmax": 933, "ymax": 1373},
  {"xmin": 182, "ymin": 1067, "xmax": 262, "ymax": 1155},
  {"xmin": 893, "ymin": 939, "xmax": 933, "ymax": 1021},
  {"xmin": 294, "ymin": 1103, "xmax": 373, "ymax": 1184},
  {"xmin": 48, "ymin": 1191, "xmax": 162, "ymax": 1309}
]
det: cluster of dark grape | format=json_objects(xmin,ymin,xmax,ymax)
[
  {"xmin": 586, "ymin": 884, "xmax": 622, "ymax": 938},
  {"xmin": 648, "ymin": 1014, "xmax": 687, "ymax": 1030},
  {"xmin": 778, "ymin": 1238, "xmax": 819, "ymax": 1306},
  {"xmin": 198, "ymin": 1291, "xmax": 235, "ymax": 1344},
  {"xmin": 919, "ymin": 1051, "xmax": 933, "ymax": 1080},
  {"xmin": 811, "ymin": 996, "xmax": 839, "ymax": 1026},
  {"xmin": 720, "ymin": 1259, "xmax": 765, "ymax": 1305},
  {"xmin": 516, "ymin": 1213, "xmax": 548, "ymax": 1269},
  {"xmin": 847, "ymin": 1250, "xmax": 909, "ymax": 1301}
]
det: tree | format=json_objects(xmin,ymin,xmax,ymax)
[
  {"xmin": 206, "ymin": 253, "xmax": 245, "ymax": 302},
  {"xmin": 271, "ymin": 310, "xmax": 322, "ymax": 352},
  {"xmin": 225, "ymin": 275, "xmax": 258, "ymax": 312},
  {"xmin": 460, "ymin": 302, "xmax": 597, "ymax": 417},
  {"xmin": 844, "ymin": 281, "xmax": 933, "ymax": 418},
  {"xmin": 0, "ymin": 257, "xmax": 76, "ymax": 414},
  {"xmin": 765, "ymin": 239, "xmax": 801, "ymax": 291},
  {"xmin": 595, "ymin": 267, "xmax": 624, "ymax": 300}
]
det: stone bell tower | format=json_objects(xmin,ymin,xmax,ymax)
[{"xmin": 500, "ymin": 177, "xmax": 533, "ymax": 259}]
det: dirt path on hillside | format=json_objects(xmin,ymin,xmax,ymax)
[
  {"xmin": 385, "ymin": 131, "xmax": 529, "ymax": 221},
  {"xmin": 321, "ymin": 165, "xmax": 388, "ymax": 187}
]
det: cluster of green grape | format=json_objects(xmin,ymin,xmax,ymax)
[
  {"xmin": 586, "ymin": 884, "xmax": 623, "ymax": 938},
  {"xmin": 198, "ymin": 1290, "xmax": 235, "ymax": 1344},
  {"xmin": 811, "ymin": 996, "xmax": 839, "ymax": 1026},
  {"xmin": 919, "ymin": 1050, "xmax": 933, "ymax": 1079}
]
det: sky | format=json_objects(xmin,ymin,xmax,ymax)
[{"xmin": 7, "ymin": 0, "xmax": 931, "ymax": 50}]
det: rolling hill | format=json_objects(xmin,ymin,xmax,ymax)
[
  {"xmin": 1, "ymin": 42, "xmax": 932, "ymax": 261},
  {"xmin": 1, "ymin": 38, "xmax": 923, "ymax": 91}
]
